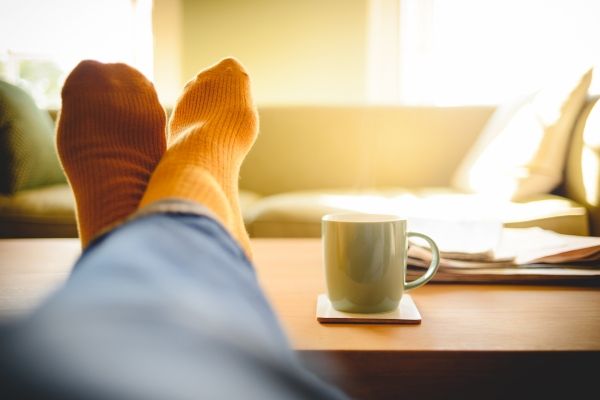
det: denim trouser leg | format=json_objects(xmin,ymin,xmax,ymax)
[{"xmin": 0, "ymin": 213, "xmax": 346, "ymax": 400}]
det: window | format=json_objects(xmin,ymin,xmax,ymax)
[
  {"xmin": 367, "ymin": 0, "xmax": 600, "ymax": 105},
  {"xmin": 0, "ymin": 0, "xmax": 153, "ymax": 108}
]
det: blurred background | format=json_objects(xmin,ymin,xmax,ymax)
[{"xmin": 0, "ymin": 0, "xmax": 599, "ymax": 108}]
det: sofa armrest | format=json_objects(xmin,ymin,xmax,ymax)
[{"xmin": 565, "ymin": 96, "xmax": 600, "ymax": 235}]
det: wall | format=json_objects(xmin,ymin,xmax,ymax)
[{"xmin": 178, "ymin": 0, "xmax": 368, "ymax": 105}]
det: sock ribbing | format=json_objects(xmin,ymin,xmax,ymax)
[
  {"xmin": 57, "ymin": 60, "xmax": 166, "ymax": 247},
  {"xmin": 140, "ymin": 58, "xmax": 258, "ymax": 257}
]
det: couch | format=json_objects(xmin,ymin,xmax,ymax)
[
  {"xmin": 240, "ymin": 97, "xmax": 599, "ymax": 237},
  {"xmin": 2, "ymin": 81, "xmax": 599, "ymax": 239}
]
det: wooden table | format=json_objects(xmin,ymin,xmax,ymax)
[{"xmin": 1, "ymin": 238, "xmax": 599, "ymax": 399}]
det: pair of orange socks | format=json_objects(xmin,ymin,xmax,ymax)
[{"xmin": 57, "ymin": 58, "xmax": 257, "ymax": 257}]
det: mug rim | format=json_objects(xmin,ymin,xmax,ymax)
[{"xmin": 322, "ymin": 213, "xmax": 405, "ymax": 223}]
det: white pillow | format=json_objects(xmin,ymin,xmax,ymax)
[{"xmin": 451, "ymin": 68, "xmax": 593, "ymax": 201}]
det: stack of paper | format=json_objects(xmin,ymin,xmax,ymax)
[{"xmin": 406, "ymin": 223, "xmax": 600, "ymax": 284}]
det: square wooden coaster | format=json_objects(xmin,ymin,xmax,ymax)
[{"xmin": 316, "ymin": 294, "xmax": 422, "ymax": 324}]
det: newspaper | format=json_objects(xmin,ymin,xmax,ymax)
[{"xmin": 406, "ymin": 223, "xmax": 600, "ymax": 283}]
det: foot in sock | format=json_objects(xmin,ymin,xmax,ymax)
[
  {"xmin": 140, "ymin": 58, "xmax": 258, "ymax": 257},
  {"xmin": 57, "ymin": 60, "xmax": 166, "ymax": 247}
]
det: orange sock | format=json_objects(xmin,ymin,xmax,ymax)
[
  {"xmin": 57, "ymin": 60, "xmax": 166, "ymax": 247},
  {"xmin": 140, "ymin": 58, "xmax": 258, "ymax": 257}
]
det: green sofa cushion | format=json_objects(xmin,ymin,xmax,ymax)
[
  {"xmin": 0, "ymin": 185, "xmax": 262, "ymax": 239},
  {"xmin": 0, "ymin": 184, "xmax": 77, "ymax": 238},
  {"xmin": 0, "ymin": 80, "xmax": 66, "ymax": 194}
]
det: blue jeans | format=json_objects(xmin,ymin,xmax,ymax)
[{"xmin": 0, "ymin": 213, "xmax": 346, "ymax": 399}]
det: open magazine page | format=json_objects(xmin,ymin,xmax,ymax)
[
  {"xmin": 409, "ymin": 226, "xmax": 600, "ymax": 265},
  {"xmin": 407, "ymin": 223, "xmax": 600, "ymax": 282},
  {"xmin": 408, "ymin": 218, "xmax": 503, "ymax": 260},
  {"xmin": 497, "ymin": 228, "xmax": 600, "ymax": 264}
]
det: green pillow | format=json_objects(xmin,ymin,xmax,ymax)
[{"xmin": 0, "ymin": 80, "xmax": 66, "ymax": 194}]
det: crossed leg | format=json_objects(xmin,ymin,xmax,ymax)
[{"xmin": 0, "ymin": 60, "xmax": 346, "ymax": 399}]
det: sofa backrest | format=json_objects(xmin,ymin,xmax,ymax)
[
  {"xmin": 565, "ymin": 96, "xmax": 600, "ymax": 235},
  {"xmin": 241, "ymin": 105, "xmax": 494, "ymax": 196},
  {"xmin": 49, "ymin": 100, "xmax": 600, "ymax": 234}
]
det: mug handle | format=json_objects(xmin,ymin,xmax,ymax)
[{"xmin": 404, "ymin": 232, "xmax": 440, "ymax": 291}]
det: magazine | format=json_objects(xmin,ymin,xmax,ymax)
[{"xmin": 406, "ymin": 223, "xmax": 600, "ymax": 283}]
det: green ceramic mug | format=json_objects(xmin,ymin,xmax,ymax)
[{"xmin": 322, "ymin": 213, "xmax": 440, "ymax": 313}]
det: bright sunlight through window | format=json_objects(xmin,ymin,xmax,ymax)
[
  {"xmin": 368, "ymin": 0, "xmax": 600, "ymax": 106},
  {"xmin": 0, "ymin": 0, "xmax": 153, "ymax": 108}
]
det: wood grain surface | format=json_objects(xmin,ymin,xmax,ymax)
[{"xmin": 1, "ymin": 238, "xmax": 599, "ymax": 399}]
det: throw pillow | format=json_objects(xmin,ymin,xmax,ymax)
[
  {"xmin": 0, "ymin": 80, "xmax": 66, "ymax": 194},
  {"xmin": 451, "ymin": 68, "xmax": 593, "ymax": 201}
]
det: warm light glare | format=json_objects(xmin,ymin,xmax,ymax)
[
  {"xmin": 0, "ymin": 0, "xmax": 153, "ymax": 72},
  {"xmin": 313, "ymin": 190, "xmax": 580, "ymax": 252},
  {"xmin": 0, "ymin": 0, "xmax": 153, "ymax": 106},
  {"xmin": 369, "ymin": 0, "xmax": 600, "ymax": 105},
  {"xmin": 581, "ymin": 103, "xmax": 600, "ymax": 206},
  {"xmin": 317, "ymin": 191, "xmax": 577, "ymax": 222},
  {"xmin": 581, "ymin": 148, "xmax": 600, "ymax": 206}
]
